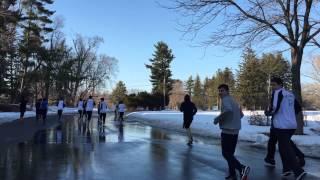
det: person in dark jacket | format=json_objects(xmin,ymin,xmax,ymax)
[
  {"xmin": 19, "ymin": 95, "xmax": 28, "ymax": 121},
  {"xmin": 40, "ymin": 98, "xmax": 48, "ymax": 124},
  {"xmin": 180, "ymin": 94, "xmax": 197, "ymax": 145}
]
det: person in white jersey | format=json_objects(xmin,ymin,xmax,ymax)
[
  {"xmin": 264, "ymin": 77, "xmax": 306, "ymax": 180},
  {"xmin": 77, "ymin": 98, "xmax": 84, "ymax": 120},
  {"xmin": 98, "ymin": 98, "xmax": 108, "ymax": 125},
  {"xmin": 118, "ymin": 100, "xmax": 126, "ymax": 121},
  {"xmin": 85, "ymin": 96, "xmax": 95, "ymax": 123},
  {"xmin": 56, "ymin": 97, "xmax": 65, "ymax": 121}
]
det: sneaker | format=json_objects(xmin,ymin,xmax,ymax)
[
  {"xmin": 225, "ymin": 174, "xmax": 237, "ymax": 180},
  {"xmin": 264, "ymin": 158, "xmax": 275, "ymax": 167},
  {"xmin": 296, "ymin": 171, "xmax": 306, "ymax": 180},
  {"xmin": 282, "ymin": 171, "xmax": 293, "ymax": 177},
  {"xmin": 240, "ymin": 166, "xmax": 250, "ymax": 180}
]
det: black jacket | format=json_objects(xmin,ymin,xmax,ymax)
[{"xmin": 180, "ymin": 101, "xmax": 197, "ymax": 121}]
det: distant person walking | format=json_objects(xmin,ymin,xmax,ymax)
[
  {"xmin": 98, "ymin": 98, "xmax": 108, "ymax": 125},
  {"xmin": 77, "ymin": 98, "xmax": 84, "ymax": 120},
  {"xmin": 114, "ymin": 103, "xmax": 119, "ymax": 121},
  {"xmin": 118, "ymin": 101, "xmax": 126, "ymax": 121},
  {"xmin": 57, "ymin": 97, "xmax": 65, "ymax": 121},
  {"xmin": 213, "ymin": 84, "xmax": 250, "ymax": 180},
  {"xmin": 85, "ymin": 96, "xmax": 95, "ymax": 124},
  {"xmin": 179, "ymin": 94, "xmax": 197, "ymax": 146},
  {"xmin": 35, "ymin": 98, "xmax": 42, "ymax": 121},
  {"xmin": 19, "ymin": 95, "xmax": 28, "ymax": 121},
  {"xmin": 264, "ymin": 77, "xmax": 306, "ymax": 180},
  {"xmin": 40, "ymin": 98, "xmax": 48, "ymax": 124}
]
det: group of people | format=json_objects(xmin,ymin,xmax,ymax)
[
  {"xmin": 180, "ymin": 77, "xmax": 306, "ymax": 180},
  {"xmin": 76, "ymin": 96, "xmax": 126, "ymax": 126},
  {"xmin": 19, "ymin": 95, "xmax": 126, "ymax": 127}
]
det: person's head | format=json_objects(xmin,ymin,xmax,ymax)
[
  {"xmin": 119, "ymin": 100, "xmax": 123, "ymax": 104},
  {"xmin": 218, "ymin": 84, "xmax": 229, "ymax": 98},
  {"xmin": 89, "ymin": 96, "xmax": 92, "ymax": 99},
  {"xmin": 184, "ymin": 94, "xmax": 190, "ymax": 102},
  {"xmin": 100, "ymin": 98, "xmax": 104, "ymax": 101},
  {"xmin": 270, "ymin": 77, "xmax": 283, "ymax": 91},
  {"xmin": 79, "ymin": 98, "xmax": 83, "ymax": 101}
]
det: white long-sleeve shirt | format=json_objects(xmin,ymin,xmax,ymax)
[
  {"xmin": 118, "ymin": 103, "xmax": 126, "ymax": 113},
  {"xmin": 272, "ymin": 89, "xmax": 297, "ymax": 129},
  {"xmin": 86, "ymin": 99, "xmax": 95, "ymax": 111},
  {"xmin": 99, "ymin": 101, "xmax": 108, "ymax": 113}
]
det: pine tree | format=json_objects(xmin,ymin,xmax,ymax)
[
  {"xmin": 18, "ymin": 0, "xmax": 55, "ymax": 93},
  {"xmin": 237, "ymin": 47, "xmax": 269, "ymax": 110},
  {"xmin": 145, "ymin": 41, "xmax": 174, "ymax": 97},
  {"xmin": 111, "ymin": 81, "xmax": 127, "ymax": 104},
  {"xmin": 192, "ymin": 75, "xmax": 205, "ymax": 109},
  {"xmin": 185, "ymin": 75, "xmax": 194, "ymax": 96}
]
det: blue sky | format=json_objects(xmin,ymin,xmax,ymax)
[{"xmin": 51, "ymin": 0, "xmax": 314, "ymax": 92}]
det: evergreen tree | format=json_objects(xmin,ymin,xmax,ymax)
[
  {"xmin": 111, "ymin": 81, "xmax": 127, "ymax": 104},
  {"xmin": 192, "ymin": 75, "xmax": 205, "ymax": 109},
  {"xmin": 185, "ymin": 75, "xmax": 194, "ymax": 96},
  {"xmin": 237, "ymin": 48, "xmax": 270, "ymax": 109},
  {"xmin": 18, "ymin": 0, "xmax": 55, "ymax": 93},
  {"xmin": 145, "ymin": 41, "xmax": 174, "ymax": 98}
]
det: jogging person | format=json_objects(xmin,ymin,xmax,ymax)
[
  {"xmin": 213, "ymin": 84, "xmax": 250, "ymax": 180},
  {"xmin": 118, "ymin": 101, "xmax": 126, "ymax": 121},
  {"xmin": 57, "ymin": 97, "xmax": 65, "ymax": 121},
  {"xmin": 85, "ymin": 96, "xmax": 95, "ymax": 126},
  {"xmin": 19, "ymin": 95, "xmax": 28, "ymax": 121},
  {"xmin": 180, "ymin": 94, "xmax": 197, "ymax": 146},
  {"xmin": 98, "ymin": 98, "xmax": 108, "ymax": 126},
  {"xmin": 77, "ymin": 98, "xmax": 84, "ymax": 120}
]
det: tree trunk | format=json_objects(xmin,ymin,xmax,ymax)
[{"xmin": 291, "ymin": 48, "xmax": 304, "ymax": 135}]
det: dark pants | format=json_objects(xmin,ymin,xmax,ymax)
[
  {"xmin": 266, "ymin": 128, "xmax": 304, "ymax": 160},
  {"xmin": 41, "ymin": 109, "xmax": 47, "ymax": 121},
  {"xmin": 20, "ymin": 111, "xmax": 25, "ymax": 118},
  {"xmin": 78, "ymin": 110, "xmax": 83, "ymax": 118},
  {"xmin": 58, "ymin": 110, "xmax": 63, "ymax": 120},
  {"xmin": 274, "ymin": 128, "xmax": 304, "ymax": 176},
  {"xmin": 119, "ymin": 112, "xmax": 124, "ymax": 121},
  {"xmin": 221, "ymin": 133, "xmax": 243, "ymax": 176},
  {"xmin": 100, "ymin": 113, "xmax": 106, "ymax": 124},
  {"xmin": 86, "ymin": 111, "xmax": 92, "ymax": 121}
]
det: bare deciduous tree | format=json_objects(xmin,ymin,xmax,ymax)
[
  {"xmin": 169, "ymin": 0, "xmax": 320, "ymax": 134},
  {"xmin": 169, "ymin": 80, "xmax": 185, "ymax": 110}
]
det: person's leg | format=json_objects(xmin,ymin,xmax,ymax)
[
  {"xmin": 186, "ymin": 128, "xmax": 193, "ymax": 144},
  {"xmin": 120, "ymin": 112, "xmax": 124, "ymax": 121},
  {"xmin": 265, "ymin": 128, "xmax": 277, "ymax": 165},
  {"xmin": 58, "ymin": 110, "xmax": 62, "ymax": 120},
  {"xmin": 290, "ymin": 140, "xmax": 305, "ymax": 166},
  {"xmin": 276, "ymin": 129, "xmax": 305, "ymax": 177},
  {"xmin": 102, "ymin": 113, "xmax": 106, "ymax": 125},
  {"xmin": 20, "ymin": 111, "xmax": 25, "ymax": 121},
  {"xmin": 221, "ymin": 133, "xmax": 240, "ymax": 177}
]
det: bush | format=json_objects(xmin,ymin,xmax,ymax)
[{"xmin": 248, "ymin": 112, "xmax": 269, "ymax": 126}]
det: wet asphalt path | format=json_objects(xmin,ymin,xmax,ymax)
[{"xmin": 0, "ymin": 114, "xmax": 319, "ymax": 180}]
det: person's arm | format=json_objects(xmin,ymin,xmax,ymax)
[
  {"xmin": 193, "ymin": 104, "xmax": 197, "ymax": 116},
  {"xmin": 240, "ymin": 106, "xmax": 244, "ymax": 119},
  {"xmin": 214, "ymin": 98, "xmax": 233, "ymax": 125},
  {"xmin": 179, "ymin": 103, "xmax": 184, "ymax": 112},
  {"xmin": 294, "ymin": 99, "xmax": 302, "ymax": 115}
]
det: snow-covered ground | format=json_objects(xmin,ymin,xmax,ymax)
[
  {"xmin": 127, "ymin": 110, "xmax": 320, "ymax": 158},
  {"xmin": 0, "ymin": 106, "xmax": 80, "ymax": 125}
]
